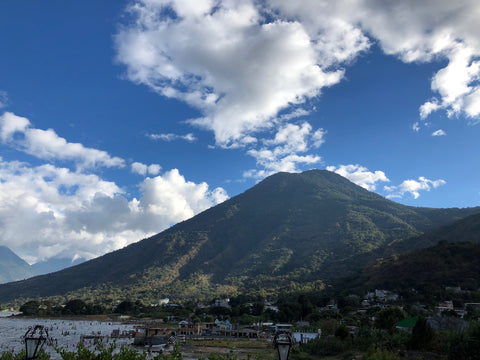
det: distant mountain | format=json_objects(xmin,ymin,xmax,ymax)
[
  {"xmin": 381, "ymin": 212, "xmax": 480, "ymax": 256},
  {"xmin": 0, "ymin": 246, "xmax": 85, "ymax": 284},
  {"xmin": 343, "ymin": 213, "xmax": 480, "ymax": 293},
  {"xmin": 354, "ymin": 241, "xmax": 480, "ymax": 294},
  {"xmin": 0, "ymin": 246, "xmax": 33, "ymax": 284},
  {"xmin": 0, "ymin": 170, "xmax": 478, "ymax": 304},
  {"xmin": 31, "ymin": 257, "xmax": 86, "ymax": 276}
]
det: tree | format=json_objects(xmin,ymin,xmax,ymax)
[
  {"xmin": 334, "ymin": 324, "xmax": 350, "ymax": 340},
  {"xmin": 375, "ymin": 307, "xmax": 406, "ymax": 332},
  {"xmin": 251, "ymin": 302, "xmax": 264, "ymax": 316},
  {"xmin": 409, "ymin": 317, "xmax": 434, "ymax": 350},
  {"xmin": 116, "ymin": 300, "xmax": 135, "ymax": 314},
  {"xmin": 19, "ymin": 300, "xmax": 40, "ymax": 316},
  {"xmin": 278, "ymin": 302, "xmax": 302, "ymax": 322},
  {"xmin": 63, "ymin": 299, "xmax": 88, "ymax": 315}
]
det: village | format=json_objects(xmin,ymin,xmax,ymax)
[
  {"xmin": 2, "ymin": 284, "xmax": 480, "ymax": 360},
  {"xmin": 114, "ymin": 285, "xmax": 480, "ymax": 349}
]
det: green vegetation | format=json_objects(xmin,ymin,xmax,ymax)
[
  {"xmin": 2, "ymin": 321, "xmax": 478, "ymax": 360},
  {"xmin": 290, "ymin": 321, "xmax": 480, "ymax": 359},
  {"xmin": 2, "ymin": 170, "xmax": 480, "ymax": 359},
  {"xmin": 344, "ymin": 241, "xmax": 480, "ymax": 304},
  {"xmin": 1, "ymin": 170, "xmax": 479, "ymax": 305},
  {"xmin": 0, "ymin": 342, "xmax": 262, "ymax": 360},
  {"xmin": 8, "ymin": 275, "xmax": 480, "ymax": 359}
]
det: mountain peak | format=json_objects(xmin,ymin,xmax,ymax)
[
  {"xmin": 0, "ymin": 246, "xmax": 32, "ymax": 284},
  {"xmin": 0, "ymin": 171, "xmax": 479, "ymax": 303}
]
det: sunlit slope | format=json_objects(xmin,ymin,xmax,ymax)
[{"xmin": 0, "ymin": 170, "xmax": 478, "ymax": 303}]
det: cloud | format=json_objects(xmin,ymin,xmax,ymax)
[
  {"xmin": 131, "ymin": 162, "xmax": 161, "ymax": 175},
  {"xmin": 349, "ymin": 0, "xmax": 480, "ymax": 124},
  {"xmin": 136, "ymin": 169, "xmax": 228, "ymax": 222},
  {"xmin": 244, "ymin": 122, "xmax": 324, "ymax": 179},
  {"xmin": 0, "ymin": 91, "xmax": 8, "ymax": 108},
  {"xmin": 385, "ymin": 176, "xmax": 446, "ymax": 199},
  {"xmin": 147, "ymin": 132, "xmax": 197, "ymax": 142},
  {"xmin": 465, "ymin": 88, "xmax": 480, "ymax": 123},
  {"xmin": 419, "ymin": 100, "xmax": 441, "ymax": 120},
  {"xmin": 115, "ymin": 0, "xmax": 351, "ymax": 148},
  {"xmin": 326, "ymin": 164, "xmax": 389, "ymax": 191},
  {"xmin": 275, "ymin": 0, "xmax": 480, "ymax": 123},
  {"xmin": 0, "ymin": 158, "xmax": 228, "ymax": 263},
  {"xmin": 425, "ymin": 45, "xmax": 480, "ymax": 119},
  {"xmin": 115, "ymin": 0, "xmax": 480, "ymax": 148},
  {"xmin": 0, "ymin": 111, "xmax": 228, "ymax": 263},
  {"xmin": 328, "ymin": 163, "xmax": 446, "ymax": 200},
  {"xmin": 0, "ymin": 112, "xmax": 125, "ymax": 169},
  {"xmin": 432, "ymin": 129, "xmax": 447, "ymax": 136},
  {"xmin": 278, "ymin": 108, "xmax": 311, "ymax": 122}
]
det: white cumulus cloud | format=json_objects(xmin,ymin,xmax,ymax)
[
  {"xmin": 0, "ymin": 112, "xmax": 125, "ymax": 169},
  {"xmin": 326, "ymin": 164, "xmax": 390, "ymax": 191},
  {"xmin": 0, "ymin": 158, "xmax": 228, "ymax": 264},
  {"xmin": 131, "ymin": 162, "xmax": 162, "ymax": 175},
  {"xmin": 115, "ymin": 0, "xmax": 350, "ymax": 148},
  {"xmin": 272, "ymin": 0, "xmax": 480, "ymax": 127},
  {"xmin": 148, "ymin": 132, "xmax": 197, "ymax": 142},
  {"xmin": 385, "ymin": 176, "xmax": 446, "ymax": 199},
  {"xmin": 432, "ymin": 129, "xmax": 447, "ymax": 136},
  {"xmin": 328, "ymin": 164, "xmax": 447, "ymax": 200},
  {"xmin": 116, "ymin": 0, "xmax": 480, "ymax": 149},
  {"xmin": 244, "ymin": 122, "xmax": 325, "ymax": 179}
]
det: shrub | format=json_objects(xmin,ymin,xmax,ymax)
[
  {"xmin": 408, "ymin": 316, "xmax": 434, "ymax": 350},
  {"xmin": 363, "ymin": 347, "xmax": 399, "ymax": 360},
  {"xmin": 444, "ymin": 322, "xmax": 480, "ymax": 360}
]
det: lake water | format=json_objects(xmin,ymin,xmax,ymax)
[{"xmin": 0, "ymin": 316, "xmax": 136, "ymax": 358}]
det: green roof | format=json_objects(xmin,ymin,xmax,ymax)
[{"xmin": 396, "ymin": 316, "xmax": 419, "ymax": 328}]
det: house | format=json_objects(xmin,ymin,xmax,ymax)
[
  {"xmin": 445, "ymin": 286, "xmax": 462, "ymax": 293},
  {"xmin": 214, "ymin": 299, "xmax": 231, "ymax": 309},
  {"xmin": 265, "ymin": 304, "xmax": 279, "ymax": 312},
  {"xmin": 265, "ymin": 300, "xmax": 280, "ymax": 312},
  {"xmin": 275, "ymin": 324, "xmax": 293, "ymax": 333},
  {"xmin": 215, "ymin": 318, "xmax": 232, "ymax": 330},
  {"xmin": 436, "ymin": 300, "xmax": 454, "ymax": 312},
  {"xmin": 465, "ymin": 303, "xmax": 480, "ymax": 310},
  {"xmin": 296, "ymin": 320, "xmax": 310, "ymax": 327},
  {"xmin": 177, "ymin": 320, "xmax": 198, "ymax": 335},
  {"xmin": 321, "ymin": 300, "xmax": 338, "ymax": 311},
  {"xmin": 396, "ymin": 316, "xmax": 418, "ymax": 331},
  {"xmin": 346, "ymin": 326, "xmax": 359, "ymax": 336},
  {"xmin": 293, "ymin": 331, "xmax": 319, "ymax": 343},
  {"xmin": 365, "ymin": 289, "xmax": 399, "ymax": 302},
  {"xmin": 427, "ymin": 314, "xmax": 468, "ymax": 332}
]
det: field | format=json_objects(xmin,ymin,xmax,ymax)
[{"xmin": 181, "ymin": 338, "xmax": 276, "ymax": 360}]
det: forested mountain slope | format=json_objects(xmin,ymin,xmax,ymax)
[{"xmin": 0, "ymin": 170, "xmax": 478, "ymax": 303}]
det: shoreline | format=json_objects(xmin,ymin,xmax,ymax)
[{"xmin": 3, "ymin": 314, "xmax": 131, "ymax": 322}]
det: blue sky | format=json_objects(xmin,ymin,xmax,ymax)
[{"xmin": 0, "ymin": 0, "xmax": 479, "ymax": 264}]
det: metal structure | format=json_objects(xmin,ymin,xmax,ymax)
[
  {"xmin": 273, "ymin": 331, "xmax": 293, "ymax": 360},
  {"xmin": 24, "ymin": 325, "xmax": 51, "ymax": 360}
]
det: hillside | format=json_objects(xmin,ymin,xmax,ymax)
[
  {"xmin": 341, "ymin": 212, "xmax": 480, "ymax": 295},
  {"xmin": 381, "ymin": 211, "xmax": 480, "ymax": 256},
  {"xmin": 356, "ymin": 241, "xmax": 480, "ymax": 295},
  {"xmin": 0, "ymin": 170, "xmax": 478, "ymax": 304},
  {"xmin": 0, "ymin": 246, "xmax": 33, "ymax": 284}
]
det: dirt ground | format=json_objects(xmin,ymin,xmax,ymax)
[{"xmin": 180, "ymin": 338, "xmax": 276, "ymax": 360}]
